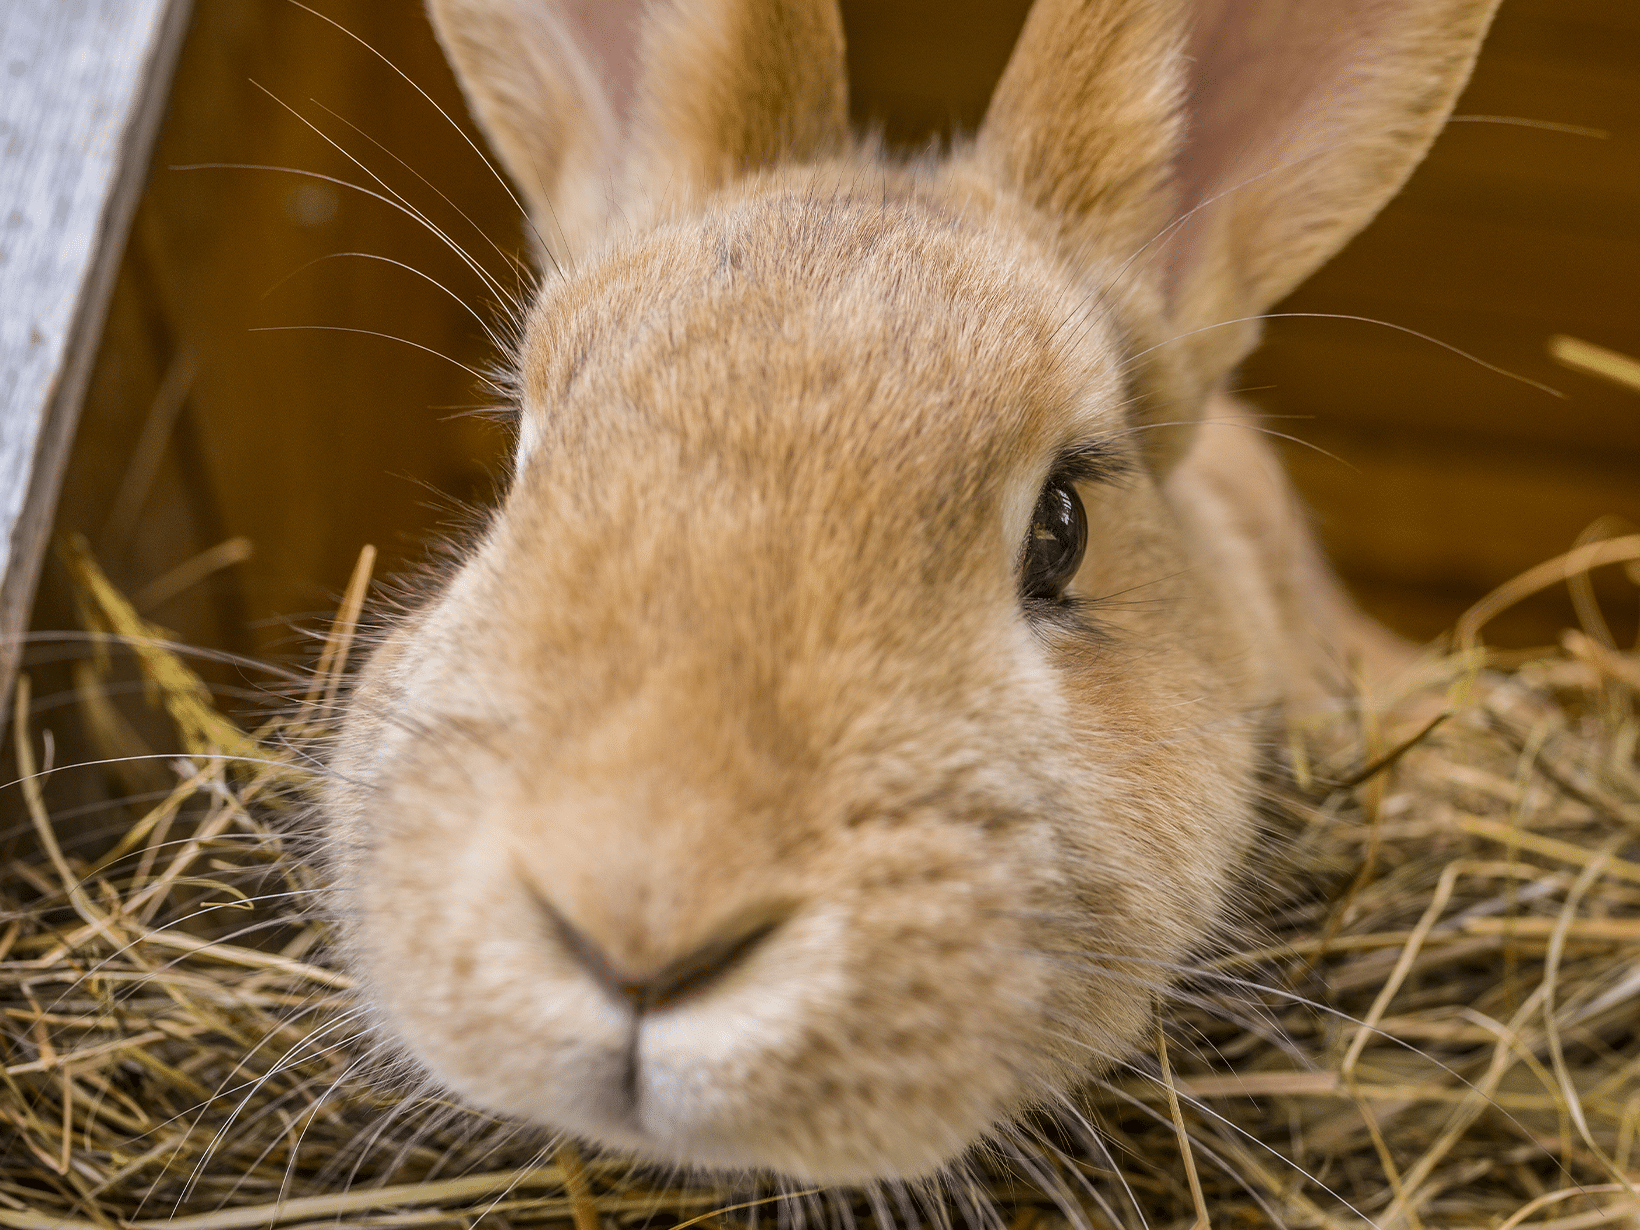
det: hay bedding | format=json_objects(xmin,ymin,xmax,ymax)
[{"xmin": 4, "ymin": 545, "xmax": 1640, "ymax": 1230}]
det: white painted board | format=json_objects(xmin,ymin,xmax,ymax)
[{"xmin": 0, "ymin": 0, "xmax": 193, "ymax": 721}]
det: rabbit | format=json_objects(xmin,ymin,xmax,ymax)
[{"xmin": 322, "ymin": 0, "xmax": 1500, "ymax": 1185}]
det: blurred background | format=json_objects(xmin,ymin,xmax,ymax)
[{"xmin": 17, "ymin": 0, "xmax": 1640, "ymax": 774}]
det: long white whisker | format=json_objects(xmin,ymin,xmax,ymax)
[
  {"xmin": 246, "ymin": 79, "xmax": 518, "ymax": 310},
  {"xmin": 2, "ymin": 751, "xmax": 315, "ymax": 794},
  {"xmin": 309, "ymin": 98, "xmax": 538, "ymax": 302},
  {"xmin": 1043, "ymin": 1092, "xmax": 1149, "ymax": 1230},
  {"xmin": 260, "ymin": 250, "xmax": 508, "ymax": 343},
  {"xmin": 1033, "ymin": 945, "xmax": 1576, "ymax": 1172},
  {"xmin": 279, "ymin": 0, "xmax": 560, "ymax": 279},
  {"xmin": 169, "ymin": 1009, "xmax": 376, "ymax": 1212},
  {"xmin": 248, "ymin": 324, "xmax": 509, "ymax": 394},
  {"xmin": 1105, "ymin": 414, "xmax": 1355, "ymax": 468},
  {"xmin": 10, "ymin": 628, "xmax": 312, "ymax": 682},
  {"xmin": 1448, "ymin": 113, "xmax": 1609, "ymax": 138},
  {"xmin": 1122, "ymin": 311, "xmax": 1564, "ymax": 399}
]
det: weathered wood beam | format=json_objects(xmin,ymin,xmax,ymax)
[{"xmin": 0, "ymin": 0, "xmax": 193, "ymax": 723}]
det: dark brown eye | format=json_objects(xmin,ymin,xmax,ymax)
[{"xmin": 1021, "ymin": 479, "xmax": 1087, "ymax": 601}]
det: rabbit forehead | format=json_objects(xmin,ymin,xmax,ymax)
[{"xmin": 516, "ymin": 183, "xmax": 1129, "ymax": 486}]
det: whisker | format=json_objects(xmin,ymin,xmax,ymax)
[
  {"xmin": 309, "ymin": 99, "xmax": 538, "ymax": 301},
  {"xmin": 1044, "ymin": 1093, "xmax": 1150, "ymax": 1230},
  {"xmin": 169, "ymin": 160, "xmax": 527, "ymax": 326},
  {"xmin": 1448, "ymin": 113, "xmax": 1609, "ymax": 139},
  {"xmin": 9, "ymin": 628, "xmax": 312, "ymax": 683},
  {"xmin": 245, "ymin": 79, "xmax": 519, "ymax": 310},
  {"xmin": 1121, "ymin": 311, "xmax": 1565, "ymax": 400},
  {"xmin": 1105, "ymin": 414, "xmax": 1356, "ymax": 468},
  {"xmin": 2, "ymin": 751, "xmax": 318, "ymax": 795},
  {"xmin": 278, "ymin": 0, "xmax": 560, "ymax": 279},
  {"xmin": 259, "ymin": 250, "xmax": 509, "ymax": 343},
  {"xmin": 247, "ymin": 324, "xmax": 509, "ymax": 394}
]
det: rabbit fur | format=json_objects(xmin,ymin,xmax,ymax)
[{"xmin": 324, "ymin": 0, "xmax": 1500, "ymax": 1185}]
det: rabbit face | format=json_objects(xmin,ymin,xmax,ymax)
[
  {"xmin": 328, "ymin": 0, "xmax": 1499, "ymax": 1184},
  {"xmin": 328, "ymin": 180, "xmax": 1259, "ymax": 1181}
]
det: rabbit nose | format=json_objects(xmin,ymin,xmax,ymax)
[{"xmin": 538, "ymin": 895, "xmax": 785, "ymax": 1014}]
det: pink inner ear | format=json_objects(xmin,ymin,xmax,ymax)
[
  {"xmin": 559, "ymin": 0, "xmax": 648, "ymax": 130},
  {"xmin": 1168, "ymin": 0, "xmax": 1396, "ymax": 287},
  {"xmin": 1179, "ymin": 0, "xmax": 1390, "ymax": 206}
]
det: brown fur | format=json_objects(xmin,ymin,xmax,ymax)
[{"xmin": 326, "ymin": 0, "xmax": 1499, "ymax": 1183}]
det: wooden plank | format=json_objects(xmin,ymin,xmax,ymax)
[
  {"xmin": 0, "ymin": 0, "xmax": 193, "ymax": 721},
  {"xmin": 60, "ymin": 0, "xmax": 517, "ymax": 666}
]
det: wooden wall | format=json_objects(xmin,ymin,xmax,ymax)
[{"xmin": 23, "ymin": 0, "xmax": 1640, "ymax": 752}]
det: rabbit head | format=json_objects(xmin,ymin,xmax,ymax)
[{"xmin": 324, "ymin": 0, "xmax": 1497, "ymax": 1183}]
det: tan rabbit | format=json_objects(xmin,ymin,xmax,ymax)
[{"xmin": 324, "ymin": 0, "xmax": 1499, "ymax": 1184}]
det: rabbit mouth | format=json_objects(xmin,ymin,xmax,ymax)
[
  {"xmin": 504, "ymin": 1014, "xmax": 1034, "ymax": 1184},
  {"xmin": 355, "ymin": 835, "xmax": 1070, "ymax": 1182},
  {"xmin": 384, "ymin": 955, "xmax": 1043, "ymax": 1183}
]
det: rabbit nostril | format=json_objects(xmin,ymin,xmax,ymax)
[
  {"xmin": 630, "ymin": 917, "xmax": 783, "ymax": 1012},
  {"xmin": 535, "ymin": 893, "xmax": 785, "ymax": 1014}
]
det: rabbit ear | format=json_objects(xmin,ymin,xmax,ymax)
[
  {"xmin": 978, "ymin": 0, "xmax": 1500, "ymax": 463},
  {"xmin": 429, "ymin": 0, "xmax": 848, "ymax": 260}
]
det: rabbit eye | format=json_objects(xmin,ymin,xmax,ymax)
[{"xmin": 1020, "ymin": 479, "xmax": 1087, "ymax": 602}]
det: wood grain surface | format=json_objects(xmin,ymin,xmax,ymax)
[
  {"xmin": 13, "ymin": 0, "xmax": 1639, "ymax": 790},
  {"xmin": 0, "ymin": 0, "xmax": 192, "ymax": 719}
]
